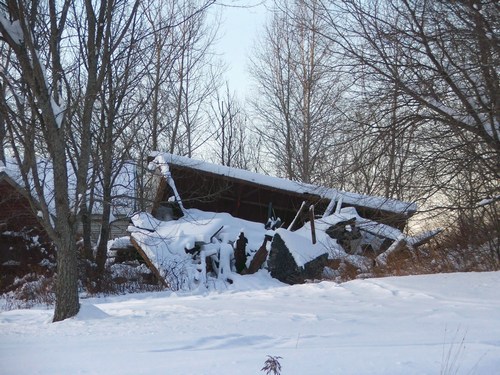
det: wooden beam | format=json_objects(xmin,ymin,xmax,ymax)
[
  {"xmin": 309, "ymin": 205, "xmax": 316, "ymax": 244},
  {"xmin": 130, "ymin": 237, "xmax": 169, "ymax": 288}
]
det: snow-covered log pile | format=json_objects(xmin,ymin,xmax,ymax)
[{"xmin": 268, "ymin": 230, "xmax": 329, "ymax": 284}]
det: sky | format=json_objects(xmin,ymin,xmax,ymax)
[{"xmin": 213, "ymin": 1, "xmax": 269, "ymax": 100}]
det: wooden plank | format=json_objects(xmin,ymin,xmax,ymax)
[
  {"xmin": 130, "ymin": 237, "xmax": 169, "ymax": 288},
  {"xmin": 309, "ymin": 205, "xmax": 316, "ymax": 244},
  {"xmin": 287, "ymin": 201, "xmax": 307, "ymax": 231}
]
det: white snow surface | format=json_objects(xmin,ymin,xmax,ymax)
[{"xmin": 1, "ymin": 271, "xmax": 499, "ymax": 374}]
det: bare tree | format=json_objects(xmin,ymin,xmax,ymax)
[
  {"xmin": 208, "ymin": 82, "xmax": 254, "ymax": 168},
  {"xmin": 0, "ymin": 0, "xmax": 139, "ymax": 321},
  {"xmin": 169, "ymin": 0, "xmax": 222, "ymax": 157},
  {"xmin": 249, "ymin": 0, "xmax": 344, "ymax": 184},
  {"xmin": 135, "ymin": 0, "xmax": 221, "ymax": 158},
  {"xmin": 318, "ymin": 0, "xmax": 499, "ymax": 206},
  {"xmin": 90, "ymin": 1, "xmax": 145, "ymax": 281}
]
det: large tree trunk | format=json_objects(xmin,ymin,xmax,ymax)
[{"xmin": 53, "ymin": 233, "xmax": 80, "ymax": 322}]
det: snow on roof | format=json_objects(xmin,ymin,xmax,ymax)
[
  {"xmin": 275, "ymin": 228, "xmax": 329, "ymax": 268},
  {"xmin": 2, "ymin": 157, "xmax": 136, "ymax": 217},
  {"xmin": 150, "ymin": 152, "xmax": 417, "ymax": 216},
  {"xmin": 131, "ymin": 209, "xmax": 268, "ymax": 256}
]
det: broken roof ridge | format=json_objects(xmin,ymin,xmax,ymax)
[{"xmin": 149, "ymin": 152, "xmax": 417, "ymax": 216}]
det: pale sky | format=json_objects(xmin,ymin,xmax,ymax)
[{"xmin": 214, "ymin": 1, "xmax": 269, "ymax": 100}]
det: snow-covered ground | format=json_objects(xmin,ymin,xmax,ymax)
[{"xmin": 1, "ymin": 271, "xmax": 499, "ymax": 374}]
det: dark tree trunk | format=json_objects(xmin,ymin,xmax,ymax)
[
  {"xmin": 53, "ymin": 217, "xmax": 80, "ymax": 322},
  {"xmin": 95, "ymin": 200, "xmax": 111, "ymax": 277},
  {"xmin": 80, "ymin": 203, "xmax": 94, "ymax": 261}
]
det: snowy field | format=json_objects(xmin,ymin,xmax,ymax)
[{"xmin": 1, "ymin": 271, "xmax": 499, "ymax": 375}]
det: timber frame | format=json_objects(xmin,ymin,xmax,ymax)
[{"xmin": 148, "ymin": 154, "xmax": 416, "ymax": 230}]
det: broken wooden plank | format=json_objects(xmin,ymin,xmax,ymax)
[
  {"xmin": 410, "ymin": 229, "xmax": 443, "ymax": 248},
  {"xmin": 335, "ymin": 196, "xmax": 343, "ymax": 214},
  {"xmin": 322, "ymin": 195, "xmax": 337, "ymax": 218},
  {"xmin": 244, "ymin": 235, "xmax": 273, "ymax": 274},
  {"xmin": 130, "ymin": 237, "xmax": 169, "ymax": 288},
  {"xmin": 375, "ymin": 236, "xmax": 407, "ymax": 267},
  {"xmin": 287, "ymin": 201, "xmax": 307, "ymax": 231},
  {"xmin": 309, "ymin": 205, "xmax": 316, "ymax": 244}
]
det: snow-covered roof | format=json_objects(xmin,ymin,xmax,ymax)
[
  {"xmin": 150, "ymin": 152, "xmax": 417, "ymax": 216},
  {"xmin": 2, "ymin": 157, "xmax": 136, "ymax": 217}
]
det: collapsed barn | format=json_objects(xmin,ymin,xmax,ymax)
[
  {"xmin": 1, "ymin": 153, "xmax": 438, "ymax": 293},
  {"xmin": 128, "ymin": 153, "xmax": 437, "ymax": 288}
]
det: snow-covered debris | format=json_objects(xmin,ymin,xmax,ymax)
[
  {"xmin": 130, "ymin": 212, "xmax": 162, "ymax": 232},
  {"xmin": 129, "ymin": 209, "xmax": 269, "ymax": 290},
  {"xmin": 274, "ymin": 228, "xmax": 329, "ymax": 268},
  {"xmin": 127, "ymin": 202, "xmax": 423, "ymax": 288}
]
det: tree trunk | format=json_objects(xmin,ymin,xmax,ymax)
[
  {"xmin": 53, "ymin": 236, "xmax": 80, "ymax": 322},
  {"xmin": 79, "ymin": 203, "xmax": 94, "ymax": 261},
  {"xmin": 95, "ymin": 191, "xmax": 112, "ymax": 278},
  {"xmin": 0, "ymin": 81, "xmax": 6, "ymax": 165}
]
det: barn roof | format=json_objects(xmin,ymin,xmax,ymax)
[
  {"xmin": 148, "ymin": 153, "xmax": 417, "ymax": 230},
  {"xmin": 1, "ymin": 158, "xmax": 136, "ymax": 217}
]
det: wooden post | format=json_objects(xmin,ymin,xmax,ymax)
[
  {"xmin": 309, "ymin": 205, "xmax": 316, "ymax": 244},
  {"xmin": 322, "ymin": 195, "xmax": 337, "ymax": 218},
  {"xmin": 287, "ymin": 201, "xmax": 307, "ymax": 231},
  {"xmin": 334, "ymin": 196, "xmax": 343, "ymax": 214}
]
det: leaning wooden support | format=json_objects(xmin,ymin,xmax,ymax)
[
  {"xmin": 130, "ymin": 237, "xmax": 169, "ymax": 288},
  {"xmin": 245, "ymin": 235, "xmax": 273, "ymax": 274},
  {"xmin": 288, "ymin": 201, "xmax": 307, "ymax": 231},
  {"xmin": 375, "ymin": 236, "xmax": 407, "ymax": 267},
  {"xmin": 309, "ymin": 205, "xmax": 316, "ymax": 244},
  {"xmin": 334, "ymin": 196, "xmax": 343, "ymax": 214},
  {"xmin": 322, "ymin": 195, "xmax": 337, "ymax": 218}
]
